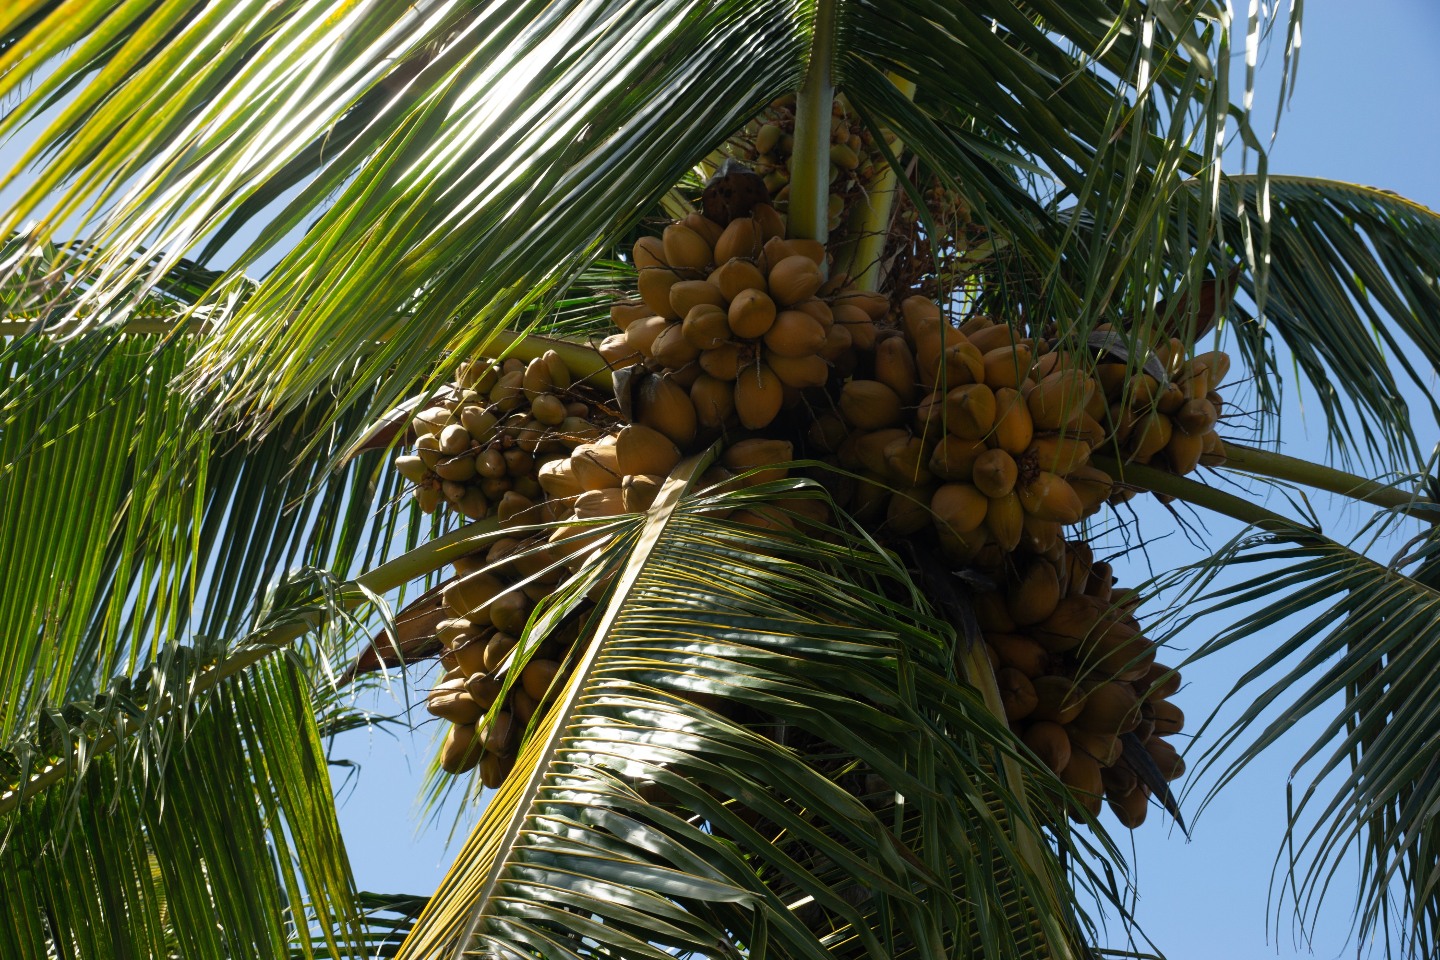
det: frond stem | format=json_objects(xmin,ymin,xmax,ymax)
[
  {"xmin": 1091, "ymin": 455, "xmax": 1313, "ymax": 534},
  {"xmin": 442, "ymin": 444, "xmax": 719, "ymax": 959},
  {"xmin": 956, "ymin": 642, "xmax": 1082, "ymax": 960},
  {"xmin": 834, "ymin": 75, "xmax": 915, "ymax": 291},
  {"xmin": 786, "ymin": 0, "xmax": 838, "ymax": 248},
  {"xmin": 1217, "ymin": 443, "xmax": 1435, "ymax": 513}
]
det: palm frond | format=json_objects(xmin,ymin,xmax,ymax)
[
  {"xmin": 0, "ymin": 323, "xmax": 415, "ymax": 745},
  {"xmin": 1064, "ymin": 175, "xmax": 1440, "ymax": 473},
  {"xmin": 854, "ymin": 0, "xmax": 1279, "ymax": 337},
  {"xmin": 1212, "ymin": 178, "xmax": 1440, "ymax": 470},
  {"xmin": 0, "ymin": 511, "xmax": 497, "ymax": 957},
  {"xmin": 1168, "ymin": 512, "xmax": 1440, "ymax": 957},
  {"xmin": 291, "ymin": 892, "xmax": 430, "ymax": 960},
  {"xmin": 529, "ymin": 258, "xmax": 638, "ymax": 342},
  {"xmin": 0, "ymin": 654, "xmax": 364, "ymax": 959},
  {"xmin": 0, "ymin": 231, "xmax": 232, "ymax": 329},
  {"xmin": 396, "ymin": 464, "xmax": 1129, "ymax": 960},
  {"xmin": 0, "ymin": 2, "xmax": 1284, "ymax": 457},
  {"xmin": 0, "ymin": 1, "xmax": 806, "ymax": 433}
]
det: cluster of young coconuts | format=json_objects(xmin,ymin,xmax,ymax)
[
  {"xmin": 724, "ymin": 93, "xmax": 893, "ymax": 234},
  {"xmin": 396, "ymin": 352, "xmax": 613, "ymax": 520},
  {"xmin": 396, "ymin": 193, "xmax": 1231, "ymax": 828},
  {"xmin": 978, "ymin": 539, "xmax": 1186, "ymax": 827}
]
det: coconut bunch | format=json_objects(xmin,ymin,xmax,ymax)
[
  {"xmin": 424, "ymin": 424, "xmax": 759, "ymax": 779},
  {"xmin": 809, "ymin": 294, "xmax": 1114, "ymax": 562},
  {"xmin": 536, "ymin": 423, "xmax": 684, "ymax": 533},
  {"xmin": 723, "ymin": 93, "xmax": 893, "ymax": 235},
  {"xmin": 602, "ymin": 207, "xmax": 886, "ymax": 442},
  {"xmin": 537, "ymin": 423, "xmax": 829, "ymax": 535},
  {"xmin": 426, "ymin": 431, "xmax": 807, "ymax": 789},
  {"xmin": 1094, "ymin": 335, "xmax": 1231, "ymax": 479},
  {"xmin": 973, "ymin": 539, "xmax": 1185, "ymax": 828},
  {"xmin": 411, "ymin": 400, "xmax": 830, "ymax": 788},
  {"xmin": 425, "ymin": 512, "xmax": 587, "ymax": 784},
  {"xmin": 883, "ymin": 176, "xmax": 983, "ymax": 302},
  {"xmin": 401, "ymin": 198, "xmax": 1215, "ymax": 814},
  {"xmin": 395, "ymin": 351, "xmax": 613, "ymax": 519}
]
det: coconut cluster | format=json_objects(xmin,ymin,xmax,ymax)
[
  {"xmin": 1094, "ymin": 336, "xmax": 1229, "ymax": 479},
  {"xmin": 883, "ymin": 178, "xmax": 983, "ymax": 303},
  {"xmin": 600, "ymin": 205, "xmax": 884, "ymax": 442},
  {"xmin": 810, "ymin": 295, "xmax": 1124, "ymax": 562},
  {"xmin": 724, "ymin": 94, "xmax": 893, "ymax": 235},
  {"xmin": 426, "ymin": 538, "xmax": 578, "ymax": 781},
  {"xmin": 976, "ymin": 539, "xmax": 1185, "ymax": 827},
  {"xmin": 394, "ymin": 186, "xmax": 1231, "ymax": 826},
  {"xmin": 396, "ymin": 352, "xmax": 612, "ymax": 519},
  {"xmin": 418, "ymin": 436, "xmax": 825, "ymax": 788}
]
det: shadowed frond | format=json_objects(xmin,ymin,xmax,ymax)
[
  {"xmin": 0, "ymin": 325, "xmax": 413, "ymax": 744},
  {"xmin": 0, "ymin": 654, "xmax": 364, "ymax": 959},
  {"xmin": 1183, "ymin": 178, "xmax": 1440, "ymax": 469},
  {"xmin": 1171, "ymin": 513, "xmax": 1440, "ymax": 957},
  {"xmin": 290, "ymin": 892, "xmax": 429, "ymax": 960},
  {"xmin": 397, "ymin": 464, "xmax": 1129, "ymax": 960}
]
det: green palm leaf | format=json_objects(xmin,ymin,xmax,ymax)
[
  {"xmin": 24, "ymin": 4, "xmax": 1440, "ymax": 960},
  {"xmin": 0, "ymin": 513, "xmax": 491, "ymax": 958},
  {"xmin": 291, "ymin": 892, "xmax": 430, "ymax": 960},
  {"xmin": 1183, "ymin": 177, "xmax": 1440, "ymax": 469},
  {"xmin": 0, "ymin": 654, "xmax": 363, "ymax": 959},
  {"xmin": 0, "ymin": 315, "xmax": 419, "ymax": 746},
  {"xmin": 1167, "ymin": 512, "xmax": 1440, "ymax": 957},
  {"xmin": 0, "ymin": 1, "xmax": 1265, "ymax": 455}
]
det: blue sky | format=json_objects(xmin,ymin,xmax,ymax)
[{"xmin": 1103, "ymin": 4, "xmax": 1440, "ymax": 957}]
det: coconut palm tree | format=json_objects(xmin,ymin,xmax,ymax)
[{"xmin": 1, "ymin": 2, "xmax": 1438, "ymax": 958}]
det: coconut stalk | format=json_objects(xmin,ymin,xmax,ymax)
[
  {"xmin": 1216, "ymin": 442, "xmax": 1435, "ymax": 513},
  {"xmin": 1092, "ymin": 454, "xmax": 1311, "ymax": 533},
  {"xmin": 954, "ymin": 639, "xmax": 1084, "ymax": 960}
]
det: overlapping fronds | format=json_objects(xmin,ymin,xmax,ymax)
[
  {"xmin": 289, "ymin": 892, "xmax": 429, "ymax": 960},
  {"xmin": 0, "ymin": 334, "xmax": 201, "ymax": 744},
  {"xmin": 1059, "ymin": 174, "xmax": 1440, "ymax": 473},
  {"xmin": 0, "ymin": 655, "xmax": 363, "ymax": 959},
  {"xmin": 1168, "ymin": 511, "xmax": 1440, "ymax": 957},
  {"xmin": 0, "ymin": 1, "xmax": 1273, "ymax": 457},
  {"xmin": 1177, "ymin": 178, "xmax": 1440, "ymax": 469},
  {"xmin": 0, "ymin": 326, "xmax": 411, "ymax": 745},
  {"xmin": 397, "ymin": 465, "xmax": 1127, "ymax": 960},
  {"xmin": 0, "ymin": 231, "xmax": 233, "ymax": 332},
  {"xmin": 846, "ymin": 0, "xmax": 1233, "ymax": 315}
]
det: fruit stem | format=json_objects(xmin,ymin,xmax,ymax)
[
  {"xmin": 0, "ymin": 517, "xmax": 503, "ymax": 816},
  {"xmin": 446, "ymin": 444, "xmax": 719, "ymax": 951},
  {"xmin": 1217, "ymin": 442, "xmax": 1436, "ymax": 513},
  {"xmin": 1, "ymin": 315, "xmax": 614, "ymax": 388},
  {"xmin": 834, "ymin": 74, "xmax": 916, "ymax": 292},
  {"xmin": 786, "ymin": 0, "xmax": 838, "ymax": 251},
  {"xmin": 0, "ymin": 315, "xmax": 208, "ymax": 336},
  {"xmin": 482, "ymin": 328, "xmax": 613, "ymax": 386}
]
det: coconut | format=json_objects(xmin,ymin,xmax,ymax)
[
  {"xmin": 734, "ymin": 362, "xmax": 784, "ymax": 429},
  {"xmin": 766, "ymin": 255, "xmax": 823, "ymax": 306}
]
